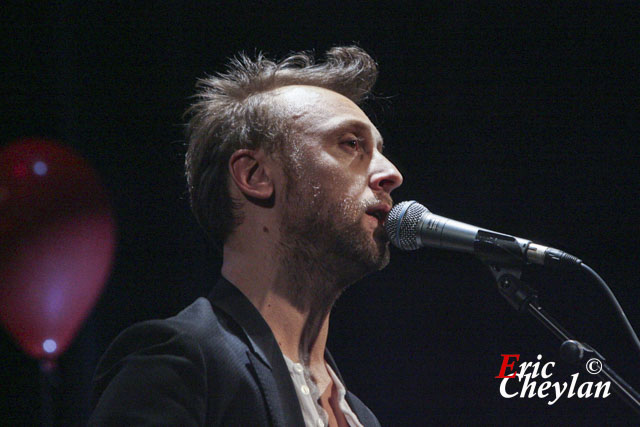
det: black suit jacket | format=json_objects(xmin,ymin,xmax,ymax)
[{"xmin": 90, "ymin": 278, "xmax": 381, "ymax": 426}]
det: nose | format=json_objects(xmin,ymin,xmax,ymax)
[{"xmin": 369, "ymin": 152, "xmax": 403, "ymax": 194}]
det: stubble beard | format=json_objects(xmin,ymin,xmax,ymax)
[{"xmin": 276, "ymin": 163, "xmax": 390, "ymax": 311}]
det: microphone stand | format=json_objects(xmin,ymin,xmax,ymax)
[{"xmin": 486, "ymin": 264, "xmax": 640, "ymax": 416}]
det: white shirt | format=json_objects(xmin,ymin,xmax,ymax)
[{"xmin": 283, "ymin": 356, "xmax": 364, "ymax": 427}]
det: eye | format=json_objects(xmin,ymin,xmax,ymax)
[{"xmin": 341, "ymin": 138, "xmax": 361, "ymax": 152}]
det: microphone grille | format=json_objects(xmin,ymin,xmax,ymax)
[{"xmin": 385, "ymin": 201, "xmax": 428, "ymax": 250}]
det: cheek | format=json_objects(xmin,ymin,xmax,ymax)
[
  {"xmin": 330, "ymin": 168, "xmax": 367, "ymax": 200},
  {"xmin": 318, "ymin": 158, "xmax": 367, "ymax": 195},
  {"xmin": 294, "ymin": 150, "xmax": 368, "ymax": 201}
]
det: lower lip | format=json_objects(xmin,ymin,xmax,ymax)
[{"xmin": 366, "ymin": 213, "xmax": 381, "ymax": 226}]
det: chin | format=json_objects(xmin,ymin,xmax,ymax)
[
  {"xmin": 361, "ymin": 232, "xmax": 391, "ymax": 272},
  {"xmin": 374, "ymin": 243, "xmax": 391, "ymax": 271}
]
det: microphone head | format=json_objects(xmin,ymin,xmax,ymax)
[{"xmin": 385, "ymin": 201, "xmax": 429, "ymax": 250}]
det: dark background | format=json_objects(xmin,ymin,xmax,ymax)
[{"xmin": 2, "ymin": 1, "xmax": 639, "ymax": 425}]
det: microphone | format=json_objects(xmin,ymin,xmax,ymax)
[{"xmin": 385, "ymin": 201, "xmax": 582, "ymax": 269}]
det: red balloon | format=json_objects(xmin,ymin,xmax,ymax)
[{"xmin": 0, "ymin": 138, "xmax": 116, "ymax": 360}]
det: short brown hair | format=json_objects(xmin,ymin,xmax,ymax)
[{"xmin": 184, "ymin": 46, "xmax": 378, "ymax": 248}]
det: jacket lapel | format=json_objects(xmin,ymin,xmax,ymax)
[
  {"xmin": 208, "ymin": 278, "xmax": 305, "ymax": 427},
  {"xmin": 325, "ymin": 350, "xmax": 380, "ymax": 427}
]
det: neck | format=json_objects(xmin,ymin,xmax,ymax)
[{"xmin": 221, "ymin": 235, "xmax": 349, "ymax": 369}]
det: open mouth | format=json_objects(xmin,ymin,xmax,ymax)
[{"xmin": 365, "ymin": 205, "xmax": 390, "ymax": 225}]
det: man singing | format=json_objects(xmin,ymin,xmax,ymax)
[{"xmin": 90, "ymin": 46, "xmax": 403, "ymax": 426}]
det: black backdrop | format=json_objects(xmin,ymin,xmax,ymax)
[{"xmin": 2, "ymin": 2, "xmax": 639, "ymax": 425}]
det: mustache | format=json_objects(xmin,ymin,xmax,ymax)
[{"xmin": 362, "ymin": 194, "xmax": 393, "ymax": 210}]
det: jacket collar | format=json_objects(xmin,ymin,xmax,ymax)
[
  {"xmin": 207, "ymin": 276, "xmax": 278, "ymax": 369},
  {"xmin": 207, "ymin": 277, "xmax": 366, "ymax": 426},
  {"xmin": 207, "ymin": 277, "xmax": 305, "ymax": 426}
]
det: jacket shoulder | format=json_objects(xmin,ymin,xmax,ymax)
[{"xmin": 90, "ymin": 298, "xmax": 257, "ymax": 426}]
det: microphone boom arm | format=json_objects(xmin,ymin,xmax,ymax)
[{"xmin": 487, "ymin": 262, "xmax": 640, "ymax": 416}]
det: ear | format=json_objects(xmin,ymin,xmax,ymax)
[{"xmin": 228, "ymin": 149, "xmax": 274, "ymax": 200}]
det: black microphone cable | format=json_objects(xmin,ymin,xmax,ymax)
[{"xmin": 386, "ymin": 200, "xmax": 640, "ymax": 358}]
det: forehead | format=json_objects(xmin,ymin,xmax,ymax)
[{"xmin": 268, "ymin": 85, "xmax": 382, "ymax": 143}]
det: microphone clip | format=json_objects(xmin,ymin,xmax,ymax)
[{"xmin": 486, "ymin": 264, "xmax": 539, "ymax": 313}]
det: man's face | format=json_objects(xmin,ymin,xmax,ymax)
[{"xmin": 271, "ymin": 86, "xmax": 403, "ymax": 282}]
